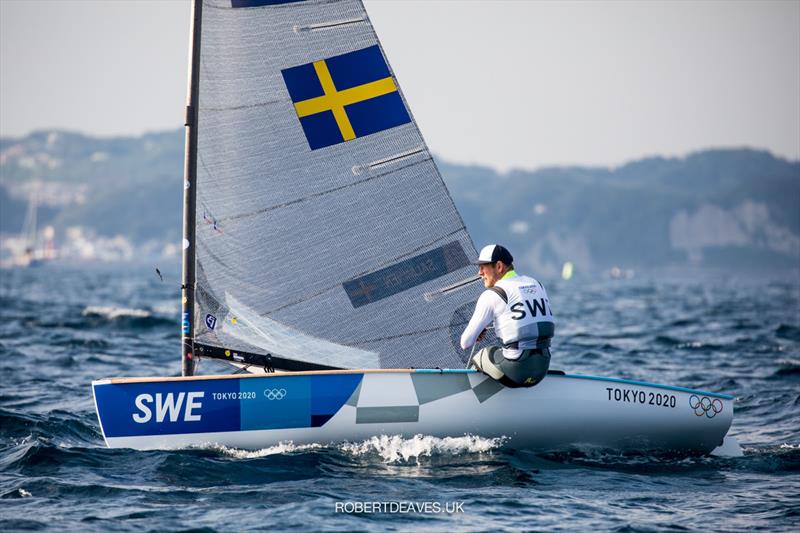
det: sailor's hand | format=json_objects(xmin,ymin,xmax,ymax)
[{"xmin": 477, "ymin": 329, "xmax": 487, "ymax": 342}]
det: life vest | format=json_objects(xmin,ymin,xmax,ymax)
[{"xmin": 490, "ymin": 274, "xmax": 555, "ymax": 351}]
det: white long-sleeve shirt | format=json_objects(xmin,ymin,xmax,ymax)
[{"xmin": 460, "ymin": 289, "xmax": 508, "ymax": 353}]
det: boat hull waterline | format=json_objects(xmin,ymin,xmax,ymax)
[{"xmin": 92, "ymin": 369, "xmax": 734, "ymax": 453}]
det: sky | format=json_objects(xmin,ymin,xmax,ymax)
[{"xmin": 1, "ymin": 0, "xmax": 798, "ymax": 172}]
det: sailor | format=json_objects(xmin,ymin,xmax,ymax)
[{"xmin": 460, "ymin": 244, "xmax": 555, "ymax": 387}]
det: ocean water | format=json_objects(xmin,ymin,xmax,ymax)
[{"xmin": 1, "ymin": 263, "xmax": 798, "ymax": 532}]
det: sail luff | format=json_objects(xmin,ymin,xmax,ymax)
[{"xmin": 181, "ymin": 0, "xmax": 204, "ymax": 377}]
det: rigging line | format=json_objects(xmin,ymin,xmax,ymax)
[
  {"xmin": 196, "ymin": 239, "xmax": 235, "ymax": 274},
  {"xmin": 197, "ymin": 150, "xmax": 255, "ymax": 192},
  {"xmin": 197, "ymin": 150, "xmax": 216, "ymax": 187},
  {"xmin": 219, "ymin": 156, "xmax": 432, "ymax": 224},
  {"xmin": 196, "ymin": 240, "xmax": 276, "ymax": 298},
  {"xmin": 260, "ymin": 227, "xmax": 468, "ymax": 316},
  {"xmin": 200, "ymin": 98, "xmax": 283, "ymax": 113},
  {"xmin": 195, "ymin": 47, "xmax": 283, "ymax": 113},
  {"xmin": 348, "ymin": 324, "xmax": 454, "ymax": 346},
  {"xmin": 350, "ymin": 313, "xmax": 479, "ymax": 346},
  {"xmin": 195, "ymin": 154, "xmax": 235, "ymax": 232},
  {"xmin": 195, "ymin": 223, "xmax": 306, "ymax": 302}
]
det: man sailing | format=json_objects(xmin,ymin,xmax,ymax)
[{"xmin": 460, "ymin": 244, "xmax": 555, "ymax": 387}]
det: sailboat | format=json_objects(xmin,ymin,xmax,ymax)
[
  {"xmin": 92, "ymin": 0, "xmax": 736, "ymax": 454},
  {"xmin": 3, "ymin": 181, "xmax": 55, "ymax": 268}
]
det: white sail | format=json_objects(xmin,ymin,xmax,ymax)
[{"xmin": 190, "ymin": 0, "xmax": 482, "ymax": 370}]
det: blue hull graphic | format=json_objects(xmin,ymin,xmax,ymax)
[{"xmin": 94, "ymin": 373, "xmax": 362, "ymax": 438}]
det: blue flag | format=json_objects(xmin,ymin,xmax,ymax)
[{"xmin": 282, "ymin": 46, "xmax": 412, "ymax": 150}]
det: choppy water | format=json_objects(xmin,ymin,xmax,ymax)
[{"xmin": 1, "ymin": 264, "xmax": 798, "ymax": 532}]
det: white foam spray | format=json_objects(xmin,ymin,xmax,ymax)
[
  {"xmin": 208, "ymin": 442, "xmax": 324, "ymax": 459},
  {"xmin": 206, "ymin": 434, "xmax": 506, "ymax": 463},
  {"xmin": 82, "ymin": 306, "xmax": 150, "ymax": 319},
  {"xmin": 340, "ymin": 434, "xmax": 505, "ymax": 463}
]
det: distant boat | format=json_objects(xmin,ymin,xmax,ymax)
[
  {"xmin": 93, "ymin": 0, "xmax": 736, "ymax": 455},
  {"xmin": 1, "ymin": 182, "xmax": 55, "ymax": 268}
]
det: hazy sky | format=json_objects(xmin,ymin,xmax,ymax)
[{"xmin": 1, "ymin": 0, "xmax": 798, "ymax": 171}]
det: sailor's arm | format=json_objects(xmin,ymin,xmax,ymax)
[{"xmin": 460, "ymin": 291, "xmax": 499, "ymax": 350}]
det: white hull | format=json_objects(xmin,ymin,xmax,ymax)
[{"xmin": 93, "ymin": 369, "xmax": 733, "ymax": 454}]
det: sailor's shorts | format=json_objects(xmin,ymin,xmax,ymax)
[{"xmin": 470, "ymin": 346, "xmax": 551, "ymax": 388}]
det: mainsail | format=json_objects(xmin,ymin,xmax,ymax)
[{"xmin": 182, "ymin": 0, "xmax": 486, "ymax": 373}]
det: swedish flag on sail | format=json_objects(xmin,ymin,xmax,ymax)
[{"xmin": 282, "ymin": 46, "xmax": 411, "ymax": 150}]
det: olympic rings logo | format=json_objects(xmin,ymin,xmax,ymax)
[
  {"xmin": 689, "ymin": 395, "xmax": 723, "ymax": 418},
  {"xmin": 264, "ymin": 388, "xmax": 287, "ymax": 400}
]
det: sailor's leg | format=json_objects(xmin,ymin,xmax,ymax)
[
  {"xmin": 497, "ymin": 348, "xmax": 551, "ymax": 387},
  {"xmin": 470, "ymin": 346, "xmax": 505, "ymax": 381}
]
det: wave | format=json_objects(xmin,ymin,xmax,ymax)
[
  {"xmin": 193, "ymin": 437, "xmax": 800, "ymax": 475},
  {"xmin": 79, "ymin": 305, "xmax": 174, "ymax": 329},
  {"xmin": 341, "ymin": 434, "xmax": 506, "ymax": 463},
  {"xmin": 82, "ymin": 306, "xmax": 151, "ymax": 319},
  {"xmin": 205, "ymin": 434, "xmax": 506, "ymax": 464},
  {"xmin": 0, "ymin": 408, "xmax": 100, "ymax": 447},
  {"xmin": 209, "ymin": 441, "xmax": 325, "ymax": 459},
  {"xmin": 653, "ymin": 335, "xmax": 682, "ymax": 346},
  {"xmin": 776, "ymin": 324, "xmax": 800, "ymax": 341},
  {"xmin": 536, "ymin": 441, "xmax": 800, "ymax": 474},
  {"xmin": 1, "ymin": 488, "xmax": 33, "ymax": 499},
  {"xmin": 773, "ymin": 359, "xmax": 800, "ymax": 377}
]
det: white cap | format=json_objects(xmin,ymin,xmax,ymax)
[{"xmin": 475, "ymin": 244, "xmax": 514, "ymax": 265}]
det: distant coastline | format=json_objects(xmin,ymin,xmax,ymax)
[{"xmin": 2, "ymin": 129, "xmax": 798, "ymax": 274}]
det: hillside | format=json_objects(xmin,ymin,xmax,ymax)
[{"xmin": 1, "ymin": 129, "xmax": 798, "ymax": 274}]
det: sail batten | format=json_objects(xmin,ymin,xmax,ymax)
[{"xmin": 192, "ymin": 0, "xmax": 480, "ymax": 370}]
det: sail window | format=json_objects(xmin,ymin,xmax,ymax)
[{"xmin": 343, "ymin": 242, "xmax": 470, "ymax": 308}]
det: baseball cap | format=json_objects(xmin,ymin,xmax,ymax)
[{"xmin": 475, "ymin": 244, "xmax": 514, "ymax": 265}]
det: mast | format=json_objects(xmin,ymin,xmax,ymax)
[
  {"xmin": 181, "ymin": 0, "xmax": 202, "ymax": 376},
  {"xmin": 22, "ymin": 183, "xmax": 38, "ymax": 251}
]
